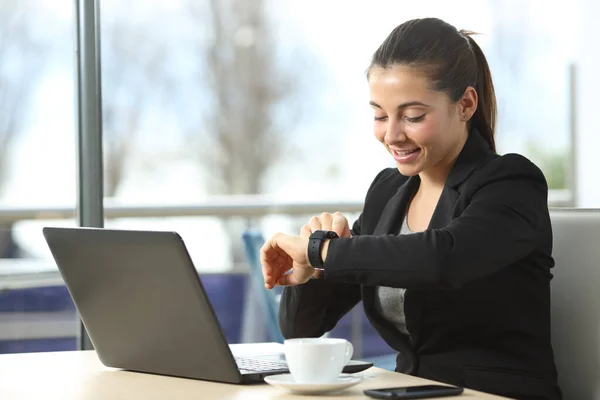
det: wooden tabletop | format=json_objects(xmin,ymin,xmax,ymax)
[{"xmin": 0, "ymin": 351, "xmax": 507, "ymax": 399}]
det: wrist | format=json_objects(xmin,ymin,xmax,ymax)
[
  {"xmin": 321, "ymin": 239, "xmax": 331, "ymax": 264},
  {"xmin": 309, "ymin": 239, "xmax": 331, "ymax": 280},
  {"xmin": 311, "ymin": 268, "xmax": 325, "ymax": 279}
]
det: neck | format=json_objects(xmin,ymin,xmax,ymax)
[
  {"xmin": 418, "ymin": 171, "xmax": 447, "ymax": 193},
  {"xmin": 418, "ymin": 129, "xmax": 469, "ymax": 191}
]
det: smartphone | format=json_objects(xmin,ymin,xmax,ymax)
[{"xmin": 364, "ymin": 384, "xmax": 464, "ymax": 399}]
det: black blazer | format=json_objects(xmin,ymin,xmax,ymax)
[{"xmin": 279, "ymin": 132, "xmax": 562, "ymax": 400}]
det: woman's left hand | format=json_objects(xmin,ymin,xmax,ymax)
[{"xmin": 261, "ymin": 233, "xmax": 312, "ymax": 289}]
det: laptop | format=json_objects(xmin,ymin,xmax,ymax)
[{"xmin": 42, "ymin": 227, "xmax": 373, "ymax": 384}]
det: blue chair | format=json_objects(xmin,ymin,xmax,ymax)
[
  {"xmin": 242, "ymin": 230, "xmax": 284, "ymax": 343},
  {"xmin": 365, "ymin": 353, "xmax": 397, "ymax": 371}
]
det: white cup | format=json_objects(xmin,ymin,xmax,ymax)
[{"xmin": 283, "ymin": 338, "xmax": 354, "ymax": 384}]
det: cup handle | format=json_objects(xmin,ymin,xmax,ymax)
[{"xmin": 344, "ymin": 342, "xmax": 354, "ymax": 364}]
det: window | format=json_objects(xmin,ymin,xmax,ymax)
[
  {"xmin": 1, "ymin": 0, "xmax": 583, "ymax": 355},
  {"xmin": 0, "ymin": 0, "xmax": 77, "ymax": 354}
]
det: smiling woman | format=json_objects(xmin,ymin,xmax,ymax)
[{"xmin": 262, "ymin": 17, "xmax": 562, "ymax": 400}]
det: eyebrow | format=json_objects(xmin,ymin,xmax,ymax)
[{"xmin": 369, "ymin": 100, "xmax": 429, "ymax": 109}]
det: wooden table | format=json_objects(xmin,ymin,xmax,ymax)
[{"xmin": 0, "ymin": 351, "xmax": 507, "ymax": 399}]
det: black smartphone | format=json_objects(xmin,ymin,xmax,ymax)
[{"xmin": 364, "ymin": 384, "xmax": 464, "ymax": 399}]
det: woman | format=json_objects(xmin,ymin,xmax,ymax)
[{"xmin": 261, "ymin": 18, "xmax": 561, "ymax": 400}]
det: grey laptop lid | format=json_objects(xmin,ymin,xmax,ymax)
[{"xmin": 42, "ymin": 227, "xmax": 245, "ymax": 383}]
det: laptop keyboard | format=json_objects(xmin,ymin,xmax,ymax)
[{"xmin": 234, "ymin": 356, "xmax": 288, "ymax": 372}]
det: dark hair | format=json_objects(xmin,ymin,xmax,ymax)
[{"xmin": 368, "ymin": 18, "xmax": 497, "ymax": 152}]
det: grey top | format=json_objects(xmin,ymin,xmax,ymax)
[{"xmin": 373, "ymin": 215, "xmax": 414, "ymax": 338}]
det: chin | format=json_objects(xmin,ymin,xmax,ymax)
[{"xmin": 395, "ymin": 163, "xmax": 422, "ymax": 177}]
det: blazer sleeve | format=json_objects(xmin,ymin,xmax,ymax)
[
  {"xmin": 278, "ymin": 169, "xmax": 391, "ymax": 338},
  {"xmin": 323, "ymin": 154, "xmax": 549, "ymax": 290}
]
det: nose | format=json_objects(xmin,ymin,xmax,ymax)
[{"xmin": 384, "ymin": 119, "xmax": 407, "ymax": 145}]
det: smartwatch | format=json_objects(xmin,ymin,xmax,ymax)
[{"xmin": 308, "ymin": 230, "xmax": 339, "ymax": 268}]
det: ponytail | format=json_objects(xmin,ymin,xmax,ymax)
[{"xmin": 460, "ymin": 30, "xmax": 497, "ymax": 153}]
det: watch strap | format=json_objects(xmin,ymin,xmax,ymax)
[{"xmin": 308, "ymin": 230, "xmax": 339, "ymax": 268}]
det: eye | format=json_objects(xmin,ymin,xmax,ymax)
[
  {"xmin": 374, "ymin": 116, "xmax": 388, "ymax": 122},
  {"xmin": 405, "ymin": 114, "xmax": 426, "ymax": 123}
]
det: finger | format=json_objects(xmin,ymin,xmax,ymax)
[
  {"xmin": 300, "ymin": 224, "xmax": 312, "ymax": 238},
  {"xmin": 269, "ymin": 256, "xmax": 290, "ymax": 289},
  {"xmin": 277, "ymin": 266, "xmax": 313, "ymax": 286},
  {"xmin": 260, "ymin": 234, "xmax": 282, "ymax": 289},
  {"xmin": 265, "ymin": 252, "xmax": 288, "ymax": 287},
  {"xmin": 308, "ymin": 216, "xmax": 322, "ymax": 232},
  {"xmin": 319, "ymin": 212, "xmax": 333, "ymax": 231},
  {"xmin": 276, "ymin": 273, "xmax": 297, "ymax": 286},
  {"xmin": 331, "ymin": 212, "xmax": 350, "ymax": 237},
  {"xmin": 261, "ymin": 256, "xmax": 277, "ymax": 290}
]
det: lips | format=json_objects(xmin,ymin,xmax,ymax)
[
  {"xmin": 393, "ymin": 148, "xmax": 419, "ymax": 156},
  {"xmin": 391, "ymin": 147, "xmax": 421, "ymax": 164}
]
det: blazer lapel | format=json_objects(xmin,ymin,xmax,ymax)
[
  {"xmin": 372, "ymin": 175, "xmax": 420, "ymax": 236},
  {"xmin": 427, "ymin": 186, "xmax": 459, "ymax": 229}
]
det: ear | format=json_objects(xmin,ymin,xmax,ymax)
[{"xmin": 458, "ymin": 86, "xmax": 478, "ymax": 121}]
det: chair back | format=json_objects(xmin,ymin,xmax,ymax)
[
  {"xmin": 242, "ymin": 230, "xmax": 284, "ymax": 343},
  {"xmin": 549, "ymin": 208, "xmax": 600, "ymax": 399}
]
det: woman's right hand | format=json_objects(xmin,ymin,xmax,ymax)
[{"xmin": 300, "ymin": 212, "xmax": 352, "ymax": 239}]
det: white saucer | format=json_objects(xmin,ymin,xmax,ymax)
[{"xmin": 264, "ymin": 373, "xmax": 362, "ymax": 394}]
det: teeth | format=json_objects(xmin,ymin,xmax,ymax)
[{"xmin": 396, "ymin": 149, "xmax": 417, "ymax": 156}]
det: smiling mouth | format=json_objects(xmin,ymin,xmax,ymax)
[
  {"xmin": 393, "ymin": 148, "xmax": 420, "ymax": 156},
  {"xmin": 390, "ymin": 147, "xmax": 422, "ymax": 164}
]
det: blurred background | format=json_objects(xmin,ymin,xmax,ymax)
[{"xmin": 0, "ymin": 0, "xmax": 593, "ymax": 357}]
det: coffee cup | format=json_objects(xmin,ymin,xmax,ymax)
[{"xmin": 283, "ymin": 338, "xmax": 353, "ymax": 383}]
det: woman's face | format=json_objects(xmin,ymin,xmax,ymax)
[{"xmin": 368, "ymin": 66, "xmax": 473, "ymax": 179}]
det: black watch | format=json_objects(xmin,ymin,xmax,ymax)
[{"xmin": 308, "ymin": 230, "xmax": 339, "ymax": 268}]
